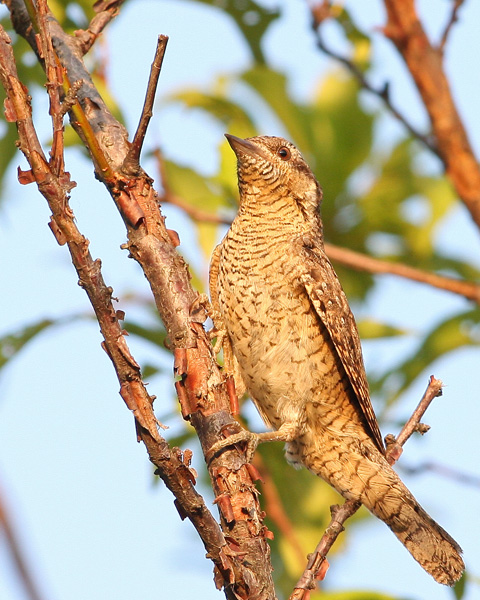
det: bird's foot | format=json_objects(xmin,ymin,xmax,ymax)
[
  {"xmin": 206, "ymin": 427, "xmax": 259, "ymax": 464},
  {"xmin": 206, "ymin": 422, "xmax": 301, "ymax": 465}
]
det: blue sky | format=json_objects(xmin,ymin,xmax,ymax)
[{"xmin": 1, "ymin": 2, "xmax": 479, "ymax": 600}]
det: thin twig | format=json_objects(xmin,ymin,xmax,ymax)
[
  {"xmin": 309, "ymin": 7, "xmax": 438, "ymax": 156},
  {"xmin": 36, "ymin": 0, "xmax": 64, "ymax": 176},
  {"xmin": 390, "ymin": 375, "xmax": 443, "ymax": 454},
  {"xmin": 438, "ymin": 0, "xmax": 465, "ymax": 54},
  {"xmin": 289, "ymin": 375, "xmax": 443, "ymax": 599},
  {"xmin": 123, "ymin": 35, "xmax": 168, "ymax": 175},
  {"xmin": 324, "ymin": 243, "xmax": 480, "ymax": 304},
  {"xmin": 75, "ymin": 0, "xmax": 125, "ymax": 55},
  {"xmin": 160, "ymin": 185, "xmax": 480, "ymax": 303},
  {"xmin": 0, "ymin": 484, "xmax": 47, "ymax": 600},
  {"xmin": 401, "ymin": 460, "xmax": 480, "ymax": 489},
  {"xmin": 164, "ymin": 191, "xmax": 232, "ymax": 224}
]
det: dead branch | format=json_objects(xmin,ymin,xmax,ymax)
[
  {"xmin": 289, "ymin": 375, "xmax": 444, "ymax": 599},
  {"xmin": 0, "ymin": 16, "xmax": 227, "ymax": 582},
  {"xmin": 74, "ymin": 0, "xmax": 125, "ymax": 55},
  {"xmin": 123, "ymin": 35, "xmax": 168, "ymax": 175},
  {"xmin": 310, "ymin": 1, "xmax": 480, "ymax": 231}
]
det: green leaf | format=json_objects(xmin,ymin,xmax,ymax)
[
  {"xmin": 242, "ymin": 66, "xmax": 316, "ymax": 152},
  {"xmin": 0, "ymin": 125, "xmax": 20, "ymax": 200},
  {"xmin": 123, "ymin": 321, "xmax": 167, "ymax": 348},
  {"xmin": 357, "ymin": 319, "xmax": 408, "ymax": 340},
  {"xmin": 0, "ymin": 319, "xmax": 56, "ymax": 370},
  {"xmin": 141, "ymin": 363, "xmax": 162, "ymax": 379},
  {"xmin": 335, "ymin": 7, "xmax": 372, "ymax": 72},
  {"xmin": 165, "ymin": 89, "xmax": 256, "ymax": 137},
  {"xmin": 162, "ymin": 160, "xmax": 226, "ymax": 258}
]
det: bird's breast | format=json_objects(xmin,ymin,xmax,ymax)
[{"xmin": 216, "ymin": 229, "xmax": 338, "ymax": 428}]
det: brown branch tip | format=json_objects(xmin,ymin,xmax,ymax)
[{"xmin": 123, "ymin": 34, "xmax": 169, "ymax": 174}]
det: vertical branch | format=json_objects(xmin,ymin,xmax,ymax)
[{"xmin": 123, "ymin": 34, "xmax": 169, "ymax": 175}]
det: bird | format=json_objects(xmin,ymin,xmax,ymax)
[{"xmin": 208, "ymin": 133, "xmax": 464, "ymax": 586}]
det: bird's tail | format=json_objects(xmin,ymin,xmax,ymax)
[
  {"xmin": 301, "ymin": 439, "xmax": 464, "ymax": 585},
  {"xmin": 360, "ymin": 464, "xmax": 464, "ymax": 586}
]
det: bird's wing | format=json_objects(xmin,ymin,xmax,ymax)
[{"xmin": 298, "ymin": 239, "xmax": 384, "ymax": 452}]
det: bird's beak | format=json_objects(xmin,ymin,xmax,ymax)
[{"xmin": 225, "ymin": 134, "xmax": 268, "ymax": 160}]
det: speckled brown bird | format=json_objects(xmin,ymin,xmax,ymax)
[{"xmin": 209, "ymin": 133, "xmax": 464, "ymax": 585}]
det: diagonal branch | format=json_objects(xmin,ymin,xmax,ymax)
[
  {"xmin": 75, "ymin": 0, "xmax": 126, "ymax": 55},
  {"xmin": 0, "ymin": 18, "xmax": 227, "ymax": 581},
  {"xmin": 158, "ymin": 184, "xmax": 480, "ymax": 304},
  {"xmin": 309, "ymin": 4, "xmax": 438, "ymax": 156},
  {"xmin": 323, "ymin": 243, "xmax": 480, "ymax": 304},
  {"xmin": 383, "ymin": 0, "xmax": 480, "ymax": 231},
  {"xmin": 123, "ymin": 35, "xmax": 169, "ymax": 175},
  {"xmin": 0, "ymin": 483, "xmax": 47, "ymax": 600},
  {"xmin": 438, "ymin": 0, "xmax": 465, "ymax": 54}
]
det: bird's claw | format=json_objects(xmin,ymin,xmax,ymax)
[{"xmin": 207, "ymin": 428, "xmax": 259, "ymax": 464}]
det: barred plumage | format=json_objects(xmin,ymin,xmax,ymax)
[{"xmin": 209, "ymin": 134, "xmax": 464, "ymax": 585}]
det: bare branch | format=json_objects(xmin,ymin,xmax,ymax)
[
  {"xmin": 74, "ymin": 0, "xmax": 125, "ymax": 55},
  {"xmin": 289, "ymin": 375, "xmax": 444, "ymax": 599},
  {"xmin": 0, "ymin": 484, "xmax": 47, "ymax": 600},
  {"xmin": 309, "ymin": 5, "xmax": 438, "ymax": 155},
  {"xmin": 0, "ymin": 20, "xmax": 226, "ymax": 575},
  {"xmin": 438, "ymin": 0, "xmax": 465, "ymax": 54},
  {"xmin": 324, "ymin": 243, "xmax": 480, "ymax": 304},
  {"xmin": 3, "ymin": 3, "xmax": 276, "ymax": 595},
  {"xmin": 388, "ymin": 375, "xmax": 443, "ymax": 455},
  {"xmin": 123, "ymin": 35, "xmax": 169, "ymax": 175}
]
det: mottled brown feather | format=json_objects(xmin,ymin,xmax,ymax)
[{"xmin": 298, "ymin": 241, "xmax": 384, "ymax": 452}]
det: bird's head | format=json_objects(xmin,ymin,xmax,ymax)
[{"xmin": 225, "ymin": 134, "xmax": 323, "ymax": 223}]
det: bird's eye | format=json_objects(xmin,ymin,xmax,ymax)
[{"xmin": 277, "ymin": 146, "xmax": 291, "ymax": 160}]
